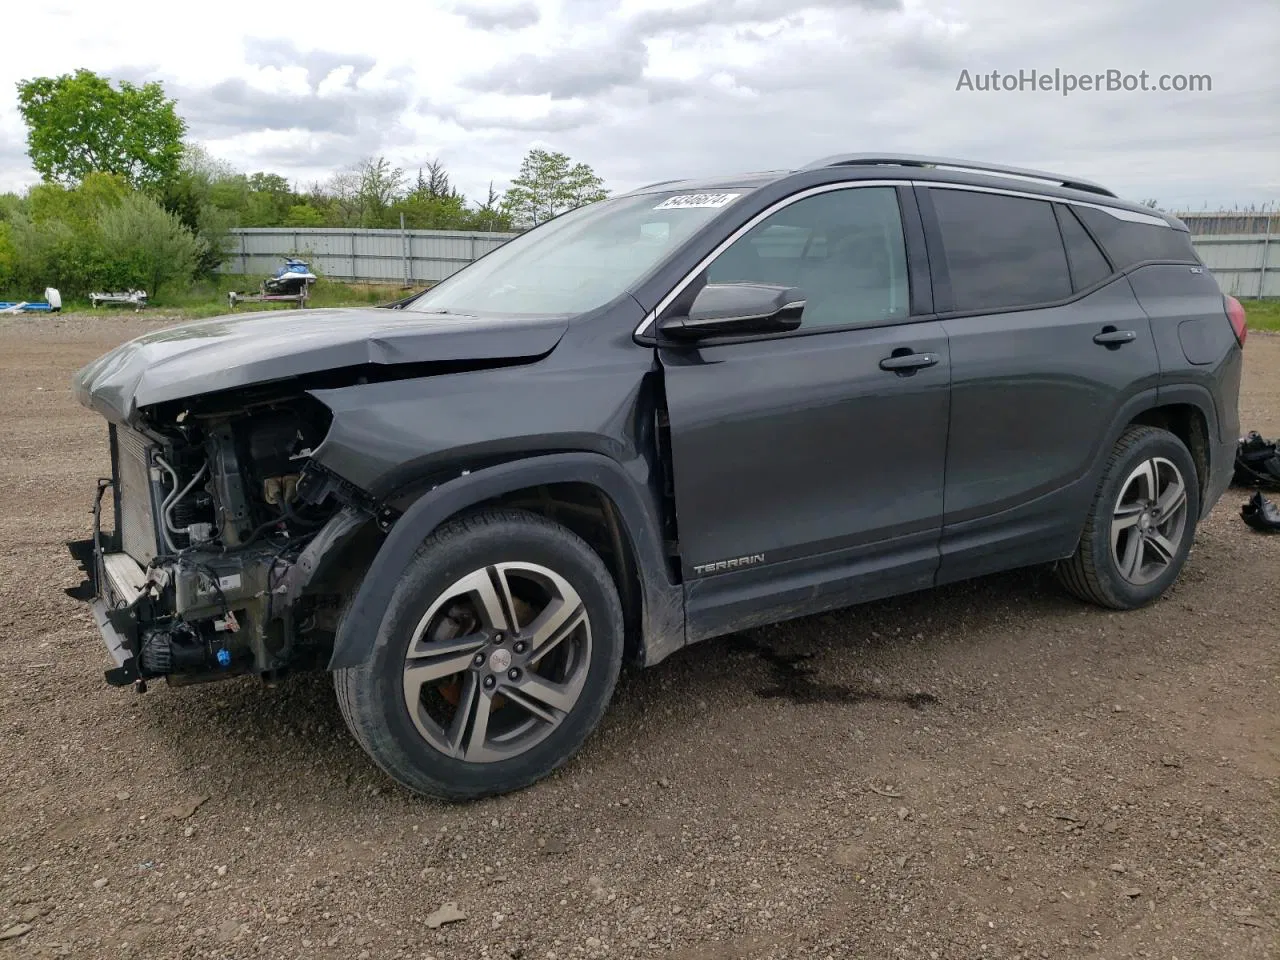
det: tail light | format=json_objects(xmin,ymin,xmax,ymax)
[{"xmin": 1225, "ymin": 295, "xmax": 1247, "ymax": 347}]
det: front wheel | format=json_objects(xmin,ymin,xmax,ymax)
[
  {"xmin": 1057, "ymin": 425, "xmax": 1200, "ymax": 609},
  {"xmin": 334, "ymin": 509, "xmax": 624, "ymax": 800}
]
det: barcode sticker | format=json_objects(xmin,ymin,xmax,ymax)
[{"xmin": 654, "ymin": 193, "xmax": 741, "ymax": 210}]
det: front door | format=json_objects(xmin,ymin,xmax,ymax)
[{"xmin": 656, "ymin": 185, "xmax": 951, "ymax": 640}]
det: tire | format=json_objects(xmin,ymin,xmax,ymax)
[
  {"xmin": 334, "ymin": 509, "xmax": 624, "ymax": 801},
  {"xmin": 1057, "ymin": 425, "xmax": 1200, "ymax": 610}
]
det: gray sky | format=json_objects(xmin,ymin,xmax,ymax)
[{"xmin": 2, "ymin": 0, "xmax": 1276, "ymax": 210}]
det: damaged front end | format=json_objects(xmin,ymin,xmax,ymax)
[
  {"xmin": 68, "ymin": 393, "xmax": 377, "ymax": 689},
  {"xmin": 66, "ymin": 305, "xmax": 572, "ymax": 689}
]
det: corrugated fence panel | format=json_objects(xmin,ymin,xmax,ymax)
[
  {"xmin": 223, "ymin": 226, "xmax": 1279, "ymax": 298},
  {"xmin": 1191, "ymin": 235, "xmax": 1280, "ymax": 298},
  {"xmin": 223, "ymin": 227, "xmax": 518, "ymax": 286}
]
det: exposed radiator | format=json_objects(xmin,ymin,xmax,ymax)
[{"xmin": 115, "ymin": 426, "xmax": 159, "ymax": 565}]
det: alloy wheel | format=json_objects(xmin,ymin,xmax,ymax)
[
  {"xmin": 1110, "ymin": 456, "xmax": 1190, "ymax": 586},
  {"xmin": 401, "ymin": 563, "xmax": 592, "ymax": 763}
]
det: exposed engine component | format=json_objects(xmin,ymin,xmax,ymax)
[
  {"xmin": 89, "ymin": 395, "xmax": 353, "ymax": 687},
  {"xmin": 154, "ymin": 456, "xmax": 211, "ymax": 553},
  {"xmin": 264, "ymin": 475, "xmax": 300, "ymax": 506},
  {"xmin": 139, "ymin": 622, "xmax": 233, "ymax": 677}
]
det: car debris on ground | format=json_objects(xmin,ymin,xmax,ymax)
[{"xmin": 1233, "ymin": 431, "xmax": 1280, "ymax": 531}]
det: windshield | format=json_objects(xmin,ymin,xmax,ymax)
[{"xmin": 404, "ymin": 190, "xmax": 750, "ymax": 316}]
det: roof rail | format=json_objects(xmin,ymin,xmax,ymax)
[{"xmin": 801, "ymin": 153, "xmax": 1117, "ymax": 198}]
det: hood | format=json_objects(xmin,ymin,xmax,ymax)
[{"xmin": 73, "ymin": 306, "xmax": 569, "ymax": 424}]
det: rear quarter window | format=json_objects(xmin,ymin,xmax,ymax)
[
  {"xmin": 1073, "ymin": 206, "xmax": 1198, "ymax": 269},
  {"xmin": 1055, "ymin": 204, "xmax": 1114, "ymax": 291}
]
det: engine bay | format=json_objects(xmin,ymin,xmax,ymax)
[{"xmin": 95, "ymin": 392, "xmax": 373, "ymax": 687}]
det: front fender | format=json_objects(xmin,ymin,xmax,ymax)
[{"xmin": 327, "ymin": 452, "xmax": 685, "ymax": 671}]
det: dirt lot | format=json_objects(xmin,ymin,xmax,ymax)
[{"xmin": 0, "ymin": 312, "xmax": 1276, "ymax": 960}]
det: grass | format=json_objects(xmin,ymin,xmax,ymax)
[
  {"xmin": 1243, "ymin": 298, "xmax": 1280, "ymax": 333},
  {"xmin": 62, "ymin": 277, "xmax": 428, "ymax": 319}
]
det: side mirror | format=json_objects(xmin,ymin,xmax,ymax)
[{"xmin": 658, "ymin": 283, "xmax": 805, "ymax": 340}]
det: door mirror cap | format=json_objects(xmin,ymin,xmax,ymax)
[{"xmin": 658, "ymin": 283, "xmax": 805, "ymax": 340}]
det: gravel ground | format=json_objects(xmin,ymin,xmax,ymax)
[{"xmin": 0, "ymin": 311, "xmax": 1276, "ymax": 960}]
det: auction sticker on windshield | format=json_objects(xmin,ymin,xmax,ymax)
[{"xmin": 653, "ymin": 193, "xmax": 741, "ymax": 210}]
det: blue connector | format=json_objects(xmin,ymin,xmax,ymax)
[{"xmin": 215, "ymin": 648, "xmax": 232, "ymax": 668}]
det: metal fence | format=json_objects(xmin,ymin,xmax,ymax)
[
  {"xmin": 222, "ymin": 224, "xmax": 1279, "ymax": 298},
  {"xmin": 223, "ymin": 227, "xmax": 518, "ymax": 286},
  {"xmin": 1188, "ymin": 234, "xmax": 1278, "ymax": 298},
  {"xmin": 1177, "ymin": 213, "xmax": 1280, "ymax": 236}
]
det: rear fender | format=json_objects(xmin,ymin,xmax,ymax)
[{"xmin": 1080, "ymin": 385, "xmax": 1224, "ymax": 529}]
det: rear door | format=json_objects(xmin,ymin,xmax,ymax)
[
  {"xmin": 657, "ymin": 184, "xmax": 951, "ymax": 640},
  {"xmin": 921, "ymin": 187, "xmax": 1162, "ymax": 582}
]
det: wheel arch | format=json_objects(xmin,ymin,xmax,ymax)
[
  {"xmin": 1126, "ymin": 400, "xmax": 1212, "ymax": 505},
  {"xmin": 327, "ymin": 453, "xmax": 685, "ymax": 672}
]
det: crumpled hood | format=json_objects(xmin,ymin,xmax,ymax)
[{"xmin": 72, "ymin": 306, "xmax": 569, "ymax": 424}]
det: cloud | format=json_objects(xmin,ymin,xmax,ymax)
[
  {"xmin": 242, "ymin": 38, "xmax": 377, "ymax": 90},
  {"xmin": 0, "ymin": 0, "xmax": 1275, "ymax": 209},
  {"xmin": 433, "ymin": 100, "xmax": 602, "ymax": 133},
  {"xmin": 461, "ymin": 0, "xmax": 906, "ymax": 102},
  {"xmin": 180, "ymin": 76, "xmax": 411, "ymax": 139},
  {"xmin": 464, "ymin": 37, "xmax": 649, "ymax": 100},
  {"xmin": 451, "ymin": 0, "xmax": 540, "ymax": 31},
  {"xmin": 631, "ymin": 0, "xmax": 903, "ymax": 34}
]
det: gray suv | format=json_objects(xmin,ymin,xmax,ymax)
[{"xmin": 70, "ymin": 154, "xmax": 1245, "ymax": 799}]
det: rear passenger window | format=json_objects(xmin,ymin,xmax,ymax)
[
  {"xmin": 1073, "ymin": 206, "xmax": 1199, "ymax": 268},
  {"xmin": 1056, "ymin": 204, "xmax": 1113, "ymax": 290},
  {"xmin": 930, "ymin": 189, "xmax": 1072, "ymax": 312}
]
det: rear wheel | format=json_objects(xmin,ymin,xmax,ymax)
[
  {"xmin": 1057, "ymin": 425, "xmax": 1200, "ymax": 609},
  {"xmin": 334, "ymin": 509, "xmax": 624, "ymax": 800}
]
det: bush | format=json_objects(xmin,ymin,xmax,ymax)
[
  {"xmin": 4, "ymin": 215, "xmax": 111, "ymax": 298},
  {"xmin": 97, "ymin": 193, "xmax": 202, "ymax": 296},
  {"xmin": 0, "ymin": 173, "xmax": 129, "ymax": 298},
  {"xmin": 284, "ymin": 203, "xmax": 326, "ymax": 227},
  {"xmin": 27, "ymin": 172, "xmax": 127, "ymax": 227},
  {"xmin": 0, "ymin": 223, "xmax": 15, "ymax": 292}
]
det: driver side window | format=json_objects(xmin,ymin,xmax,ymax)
[{"xmin": 706, "ymin": 187, "xmax": 909, "ymax": 329}]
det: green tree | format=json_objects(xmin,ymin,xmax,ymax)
[
  {"xmin": 283, "ymin": 203, "xmax": 326, "ymax": 227},
  {"xmin": 5, "ymin": 213, "xmax": 105, "ymax": 298},
  {"xmin": 357, "ymin": 156, "xmax": 406, "ymax": 225},
  {"xmin": 27, "ymin": 171, "xmax": 127, "ymax": 227},
  {"xmin": 411, "ymin": 158, "xmax": 460, "ymax": 202},
  {"xmin": 98, "ymin": 192, "xmax": 202, "ymax": 295},
  {"xmin": 5, "ymin": 172, "xmax": 127, "ymax": 296},
  {"xmin": 159, "ymin": 145, "xmax": 237, "ymax": 274},
  {"xmin": 16, "ymin": 69, "xmax": 186, "ymax": 189},
  {"xmin": 0, "ymin": 222, "xmax": 16, "ymax": 292},
  {"xmin": 244, "ymin": 172, "xmax": 297, "ymax": 225},
  {"xmin": 0, "ymin": 193, "xmax": 24, "ymax": 224},
  {"xmin": 392, "ymin": 192, "xmax": 469, "ymax": 230},
  {"xmin": 323, "ymin": 157, "xmax": 406, "ymax": 227},
  {"xmin": 468, "ymin": 181, "xmax": 512, "ymax": 232},
  {"xmin": 501, "ymin": 149, "xmax": 608, "ymax": 227}
]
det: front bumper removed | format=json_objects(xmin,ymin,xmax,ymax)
[{"xmin": 66, "ymin": 478, "xmax": 142, "ymax": 687}]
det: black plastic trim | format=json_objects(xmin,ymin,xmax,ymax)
[
  {"xmin": 897, "ymin": 184, "xmax": 934, "ymax": 317},
  {"xmin": 913, "ymin": 184, "xmax": 954, "ymax": 313},
  {"xmin": 327, "ymin": 452, "xmax": 685, "ymax": 671}
]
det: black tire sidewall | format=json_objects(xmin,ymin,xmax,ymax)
[
  {"xmin": 346, "ymin": 512, "xmax": 623, "ymax": 799},
  {"xmin": 1087, "ymin": 430, "xmax": 1200, "ymax": 606}
]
